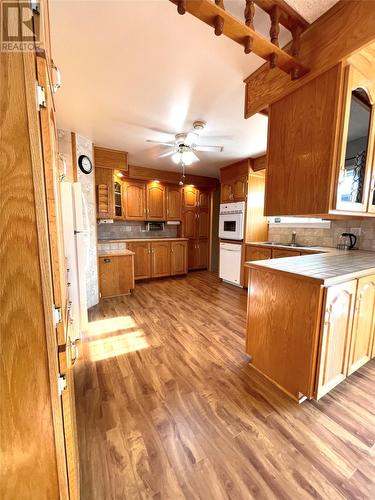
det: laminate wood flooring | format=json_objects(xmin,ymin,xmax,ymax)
[{"xmin": 76, "ymin": 271, "xmax": 375, "ymax": 499}]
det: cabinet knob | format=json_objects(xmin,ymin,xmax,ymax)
[{"xmin": 104, "ymin": 258, "xmax": 111, "ymax": 263}]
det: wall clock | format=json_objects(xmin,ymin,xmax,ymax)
[{"xmin": 78, "ymin": 154, "xmax": 93, "ymax": 174}]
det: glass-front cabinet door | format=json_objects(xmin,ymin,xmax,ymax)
[
  {"xmin": 336, "ymin": 66, "xmax": 375, "ymax": 213},
  {"xmin": 368, "ymin": 147, "xmax": 375, "ymax": 214}
]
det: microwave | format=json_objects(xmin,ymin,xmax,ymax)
[{"xmin": 218, "ymin": 202, "xmax": 245, "ymax": 241}]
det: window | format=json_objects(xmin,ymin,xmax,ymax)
[{"xmin": 268, "ymin": 217, "xmax": 331, "ymax": 229}]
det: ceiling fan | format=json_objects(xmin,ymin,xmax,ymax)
[{"xmin": 146, "ymin": 120, "xmax": 224, "ymax": 166}]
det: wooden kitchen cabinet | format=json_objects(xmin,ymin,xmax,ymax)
[
  {"xmin": 272, "ymin": 249, "xmax": 300, "ymax": 259},
  {"xmin": 220, "ymin": 160, "xmax": 249, "ymax": 203},
  {"xmin": 315, "ymin": 280, "xmax": 357, "ymax": 399},
  {"xmin": 188, "ymin": 239, "xmax": 208, "ymax": 270},
  {"xmin": 266, "ymin": 63, "xmax": 375, "ymax": 218},
  {"xmin": 96, "ymin": 167, "xmax": 114, "ymax": 219},
  {"xmin": 182, "ymin": 208, "xmax": 197, "ymax": 238},
  {"xmin": 243, "ymin": 245, "xmax": 272, "ymax": 288},
  {"xmin": 98, "ymin": 254, "xmax": 134, "ymax": 298},
  {"xmin": 182, "ymin": 185, "xmax": 198, "ymax": 208},
  {"xmin": 347, "ymin": 275, "xmax": 375, "ymax": 374},
  {"xmin": 123, "ymin": 180, "xmax": 146, "ymax": 220},
  {"xmin": 151, "ymin": 241, "xmax": 171, "ymax": 277},
  {"xmin": 171, "ymin": 241, "xmax": 188, "ymax": 275},
  {"xmin": 198, "ymin": 190, "xmax": 210, "ymax": 208},
  {"xmin": 197, "ymin": 208, "xmax": 210, "ymax": 239},
  {"xmin": 127, "ymin": 241, "xmax": 151, "ymax": 279},
  {"xmin": 166, "ymin": 186, "xmax": 182, "ymax": 220},
  {"xmin": 94, "ymin": 146, "xmax": 128, "ymax": 172},
  {"xmin": 146, "ymin": 181, "xmax": 166, "ymax": 220}
]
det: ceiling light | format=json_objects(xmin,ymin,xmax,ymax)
[{"xmin": 172, "ymin": 151, "xmax": 182, "ymax": 164}]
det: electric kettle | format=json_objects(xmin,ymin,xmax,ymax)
[{"xmin": 337, "ymin": 232, "xmax": 357, "ymax": 250}]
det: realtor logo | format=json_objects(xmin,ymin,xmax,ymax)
[{"xmin": 1, "ymin": 1, "xmax": 40, "ymax": 52}]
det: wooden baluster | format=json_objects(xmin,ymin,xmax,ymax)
[
  {"xmin": 269, "ymin": 5, "xmax": 280, "ymax": 69},
  {"xmin": 291, "ymin": 25, "xmax": 302, "ymax": 79},
  {"xmin": 214, "ymin": 15, "xmax": 224, "ymax": 36},
  {"xmin": 215, "ymin": 0, "xmax": 225, "ymax": 9},
  {"xmin": 177, "ymin": 0, "xmax": 186, "ymax": 15},
  {"xmin": 244, "ymin": 36, "xmax": 253, "ymax": 54},
  {"xmin": 244, "ymin": 0, "xmax": 255, "ymax": 30}
]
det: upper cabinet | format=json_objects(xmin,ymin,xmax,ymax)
[
  {"xmin": 96, "ymin": 167, "xmax": 113, "ymax": 219},
  {"xmin": 166, "ymin": 186, "xmax": 182, "ymax": 220},
  {"xmin": 122, "ymin": 180, "xmax": 146, "ymax": 220},
  {"xmin": 265, "ymin": 63, "xmax": 375, "ymax": 218},
  {"xmin": 220, "ymin": 160, "xmax": 249, "ymax": 204},
  {"xmin": 94, "ymin": 146, "xmax": 128, "ymax": 172},
  {"xmin": 146, "ymin": 181, "xmax": 166, "ymax": 220}
]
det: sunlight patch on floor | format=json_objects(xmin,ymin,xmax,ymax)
[
  {"xmin": 87, "ymin": 316, "xmax": 137, "ymax": 337},
  {"xmin": 87, "ymin": 330, "xmax": 149, "ymax": 362}
]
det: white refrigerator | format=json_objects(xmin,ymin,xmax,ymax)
[{"xmin": 60, "ymin": 182, "xmax": 89, "ymax": 340}]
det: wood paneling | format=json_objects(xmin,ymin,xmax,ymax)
[
  {"xmin": 244, "ymin": 0, "xmax": 375, "ymax": 117},
  {"xmin": 151, "ymin": 241, "xmax": 171, "ymax": 277},
  {"xmin": 123, "ymin": 180, "xmax": 146, "ymax": 220},
  {"xmin": 96, "ymin": 167, "xmax": 113, "ymax": 219},
  {"xmin": 171, "ymin": 241, "xmax": 188, "ymax": 275},
  {"xmin": 245, "ymin": 171, "xmax": 268, "ymax": 244},
  {"xmin": 94, "ymin": 146, "xmax": 128, "ymax": 171},
  {"xmin": 98, "ymin": 255, "xmax": 134, "ymax": 298},
  {"xmin": 315, "ymin": 280, "xmax": 357, "ymax": 399},
  {"xmin": 79, "ymin": 271, "xmax": 375, "ymax": 499},
  {"xmin": 146, "ymin": 181, "xmax": 166, "ymax": 220},
  {"xmin": 127, "ymin": 242, "xmax": 151, "ymax": 280},
  {"xmin": 166, "ymin": 186, "xmax": 182, "ymax": 220},
  {"xmin": 265, "ymin": 64, "xmax": 343, "ymax": 216},
  {"xmin": 348, "ymin": 275, "xmax": 375, "ymax": 375}
]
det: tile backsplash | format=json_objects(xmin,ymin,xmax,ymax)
[
  {"xmin": 97, "ymin": 220, "xmax": 179, "ymax": 240},
  {"xmin": 268, "ymin": 219, "xmax": 375, "ymax": 251}
]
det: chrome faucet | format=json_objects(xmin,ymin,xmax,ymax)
[{"xmin": 291, "ymin": 231, "xmax": 297, "ymax": 246}]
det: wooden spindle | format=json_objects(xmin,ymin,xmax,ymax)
[
  {"xmin": 269, "ymin": 53, "xmax": 278, "ymax": 68},
  {"xmin": 244, "ymin": 36, "xmax": 253, "ymax": 54},
  {"xmin": 177, "ymin": 0, "xmax": 186, "ymax": 15},
  {"xmin": 269, "ymin": 6, "xmax": 280, "ymax": 69},
  {"xmin": 244, "ymin": 0, "xmax": 255, "ymax": 30},
  {"xmin": 290, "ymin": 25, "xmax": 302, "ymax": 79},
  {"xmin": 215, "ymin": 0, "xmax": 225, "ymax": 9},
  {"xmin": 214, "ymin": 15, "xmax": 224, "ymax": 36}
]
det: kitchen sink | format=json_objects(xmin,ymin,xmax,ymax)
[{"xmin": 257, "ymin": 241, "xmax": 312, "ymax": 248}]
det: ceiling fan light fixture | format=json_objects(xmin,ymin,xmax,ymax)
[
  {"xmin": 181, "ymin": 150, "xmax": 196, "ymax": 165},
  {"xmin": 172, "ymin": 151, "xmax": 182, "ymax": 164}
]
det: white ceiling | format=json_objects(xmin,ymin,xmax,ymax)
[{"xmin": 50, "ymin": 0, "xmax": 338, "ymax": 178}]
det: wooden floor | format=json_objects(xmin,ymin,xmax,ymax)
[{"xmin": 76, "ymin": 271, "xmax": 375, "ymax": 500}]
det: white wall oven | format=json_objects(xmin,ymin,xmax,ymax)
[{"xmin": 218, "ymin": 202, "xmax": 245, "ymax": 241}]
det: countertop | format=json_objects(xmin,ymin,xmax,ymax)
[
  {"xmin": 246, "ymin": 241, "xmax": 331, "ymax": 254},
  {"xmin": 245, "ymin": 247, "xmax": 375, "ymax": 285},
  {"xmin": 98, "ymin": 238, "xmax": 188, "ymax": 243},
  {"xmin": 98, "ymin": 249, "xmax": 135, "ymax": 257}
]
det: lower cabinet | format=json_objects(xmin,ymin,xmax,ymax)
[
  {"xmin": 127, "ymin": 240, "xmax": 188, "ymax": 280},
  {"xmin": 243, "ymin": 245, "xmax": 272, "ymax": 287},
  {"xmin": 188, "ymin": 239, "xmax": 209, "ymax": 270},
  {"xmin": 98, "ymin": 254, "xmax": 135, "ymax": 298}
]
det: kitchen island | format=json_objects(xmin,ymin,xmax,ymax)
[{"xmin": 245, "ymin": 250, "xmax": 375, "ymax": 402}]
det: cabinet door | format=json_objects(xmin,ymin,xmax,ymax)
[
  {"xmin": 367, "ymin": 147, "xmax": 375, "ymax": 214},
  {"xmin": 197, "ymin": 239, "xmax": 209, "ymax": 269},
  {"xmin": 232, "ymin": 177, "xmax": 247, "ymax": 202},
  {"xmin": 272, "ymin": 249, "xmax": 300, "ymax": 259},
  {"xmin": 113, "ymin": 178, "xmax": 123, "ymax": 219},
  {"xmin": 182, "ymin": 209, "xmax": 197, "ymax": 238},
  {"xmin": 197, "ymin": 208, "xmax": 210, "ymax": 239},
  {"xmin": 171, "ymin": 241, "xmax": 188, "ymax": 275},
  {"xmin": 123, "ymin": 180, "xmax": 146, "ymax": 220},
  {"xmin": 221, "ymin": 183, "xmax": 232, "ymax": 203},
  {"xmin": 183, "ymin": 186, "xmax": 198, "ymax": 208},
  {"xmin": 127, "ymin": 242, "xmax": 151, "ymax": 279},
  {"xmin": 348, "ymin": 275, "xmax": 375, "ymax": 374},
  {"xmin": 99, "ymin": 255, "xmax": 134, "ymax": 297},
  {"xmin": 151, "ymin": 242, "xmax": 171, "ymax": 277},
  {"xmin": 198, "ymin": 190, "xmax": 210, "ymax": 208},
  {"xmin": 336, "ymin": 66, "xmax": 375, "ymax": 213},
  {"xmin": 96, "ymin": 167, "xmax": 113, "ymax": 219},
  {"xmin": 167, "ymin": 186, "xmax": 182, "ymax": 220},
  {"xmin": 188, "ymin": 239, "xmax": 198, "ymax": 270},
  {"xmin": 315, "ymin": 280, "xmax": 357, "ymax": 399},
  {"xmin": 243, "ymin": 246, "xmax": 272, "ymax": 287},
  {"xmin": 147, "ymin": 182, "xmax": 166, "ymax": 220}
]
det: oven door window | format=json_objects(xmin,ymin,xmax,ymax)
[{"xmin": 224, "ymin": 220, "xmax": 236, "ymax": 232}]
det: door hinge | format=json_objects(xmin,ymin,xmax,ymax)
[
  {"xmin": 53, "ymin": 306, "xmax": 62, "ymax": 327},
  {"xmin": 58, "ymin": 374, "xmax": 67, "ymax": 396},
  {"xmin": 36, "ymin": 84, "xmax": 47, "ymax": 108}
]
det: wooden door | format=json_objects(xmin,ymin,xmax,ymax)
[
  {"xmin": 171, "ymin": 241, "xmax": 188, "ymax": 275},
  {"xmin": 99, "ymin": 255, "xmax": 134, "ymax": 297},
  {"xmin": 147, "ymin": 182, "xmax": 166, "ymax": 220},
  {"xmin": 36, "ymin": 55, "xmax": 79, "ymax": 499},
  {"xmin": 197, "ymin": 208, "xmax": 210, "ymax": 239},
  {"xmin": 347, "ymin": 275, "xmax": 375, "ymax": 374},
  {"xmin": 151, "ymin": 242, "xmax": 171, "ymax": 277},
  {"xmin": 315, "ymin": 280, "xmax": 357, "ymax": 399},
  {"xmin": 197, "ymin": 239, "xmax": 209, "ymax": 269},
  {"xmin": 182, "ymin": 209, "xmax": 197, "ymax": 238},
  {"xmin": 167, "ymin": 186, "xmax": 182, "ymax": 220},
  {"xmin": 183, "ymin": 185, "xmax": 198, "ymax": 208},
  {"xmin": 96, "ymin": 167, "xmax": 113, "ymax": 219},
  {"xmin": 221, "ymin": 183, "xmax": 232, "ymax": 203},
  {"xmin": 123, "ymin": 180, "xmax": 146, "ymax": 220},
  {"xmin": 232, "ymin": 177, "xmax": 247, "ymax": 201},
  {"xmin": 127, "ymin": 242, "xmax": 151, "ymax": 279},
  {"xmin": 198, "ymin": 190, "xmax": 210, "ymax": 208},
  {"xmin": 188, "ymin": 239, "xmax": 198, "ymax": 270}
]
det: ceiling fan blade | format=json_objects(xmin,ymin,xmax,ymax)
[
  {"xmin": 159, "ymin": 150, "xmax": 175, "ymax": 158},
  {"xmin": 146, "ymin": 139, "xmax": 176, "ymax": 146},
  {"xmin": 194, "ymin": 145, "xmax": 224, "ymax": 152},
  {"xmin": 184, "ymin": 132, "xmax": 198, "ymax": 146},
  {"xmin": 190, "ymin": 151, "xmax": 200, "ymax": 163}
]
